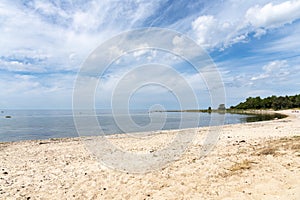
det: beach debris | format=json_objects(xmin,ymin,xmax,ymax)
[
  {"xmin": 39, "ymin": 142, "xmax": 46, "ymax": 145},
  {"xmin": 234, "ymin": 140, "xmax": 246, "ymax": 145}
]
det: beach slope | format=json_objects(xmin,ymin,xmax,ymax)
[{"xmin": 1, "ymin": 110, "xmax": 300, "ymax": 199}]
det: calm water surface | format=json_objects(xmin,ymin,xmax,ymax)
[{"xmin": 0, "ymin": 110, "xmax": 284, "ymax": 142}]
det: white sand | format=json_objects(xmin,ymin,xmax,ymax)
[{"xmin": 1, "ymin": 110, "xmax": 299, "ymax": 199}]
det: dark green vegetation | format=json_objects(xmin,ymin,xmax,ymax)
[
  {"xmin": 157, "ymin": 109, "xmax": 287, "ymax": 122},
  {"xmin": 231, "ymin": 94, "xmax": 300, "ymax": 110}
]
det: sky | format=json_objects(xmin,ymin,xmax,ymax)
[{"xmin": 0, "ymin": 0, "xmax": 300, "ymax": 109}]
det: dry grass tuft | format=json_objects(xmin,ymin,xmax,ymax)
[
  {"xmin": 292, "ymin": 135, "xmax": 300, "ymax": 139},
  {"xmin": 219, "ymin": 159, "xmax": 255, "ymax": 178},
  {"xmin": 257, "ymin": 147, "xmax": 278, "ymax": 156},
  {"xmin": 291, "ymin": 144, "xmax": 300, "ymax": 150},
  {"xmin": 229, "ymin": 159, "xmax": 252, "ymax": 172},
  {"xmin": 255, "ymin": 136, "xmax": 300, "ymax": 156}
]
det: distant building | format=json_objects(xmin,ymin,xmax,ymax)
[{"xmin": 218, "ymin": 104, "xmax": 226, "ymax": 110}]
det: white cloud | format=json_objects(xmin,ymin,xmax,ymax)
[
  {"xmin": 0, "ymin": 0, "xmax": 173, "ymax": 105},
  {"xmin": 0, "ymin": 0, "xmax": 162, "ymax": 75},
  {"xmin": 0, "ymin": 59, "xmax": 43, "ymax": 73},
  {"xmin": 0, "ymin": 0, "xmax": 299, "ymax": 109},
  {"xmin": 0, "ymin": 73, "xmax": 77, "ymax": 108},
  {"xmin": 33, "ymin": 1, "xmax": 69, "ymax": 18},
  {"xmin": 263, "ymin": 60, "xmax": 287, "ymax": 72},
  {"xmin": 14, "ymin": 74, "xmax": 36, "ymax": 81},
  {"xmin": 250, "ymin": 73, "xmax": 269, "ymax": 81},
  {"xmin": 246, "ymin": 1, "xmax": 300, "ymax": 28},
  {"xmin": 253, "ymin": 28, "xmax": 267, "ymax": 38},
  {"xmin": 94, "ymin": 63, "xmax": 208, "ymax": 108},
  {"xmin": 191, "ymin": 1, "xmax": 300, "ymax": 49},
  {"xmin": 251, "ymin": 60, "xmax": 289, "ymax": 81},
  {"xmin": 257, "ymin": 23, "xmax": 300, "ymax": 54},
  {"xmin": 191, "ymin": 14, "xmax": 249, "ymax": 49},
  {"xmin": 132, "ymin": 43, "xmax": 150, "ymax": 58},
  {"xmin": 192, "ymin": 15, "xmax": 216, "ymax": 47},
  {"xmin": 1, "ymin": 73, "xmax": 75, "ymax": 95}
]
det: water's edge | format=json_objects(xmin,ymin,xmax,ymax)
[{"xmin": 0, "ymin": 110, "xmax": 288, "ymax": 143}]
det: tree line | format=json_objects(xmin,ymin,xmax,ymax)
[{"xmin": 231, "ymin": 94, "xmax": 300, "ymax": 110}]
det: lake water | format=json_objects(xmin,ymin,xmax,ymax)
[{"xmin": 0, "ymin": 110, "xmax": 280, "ymax": 142}]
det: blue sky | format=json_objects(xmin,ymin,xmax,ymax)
[{"xmin": 0, "ymin": 0, "xmax": 300, "ymax": 109}]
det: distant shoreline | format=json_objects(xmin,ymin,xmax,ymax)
[
  {"xmin": 152, "ymin": 108, "xmax": 289, "ymax": 116},
  {"xmin": 0, "ymin": 109, "xmax": 291, "ymax": 144}
]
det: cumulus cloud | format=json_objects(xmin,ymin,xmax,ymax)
[
  {"xmin": 192, "ymin": 0, "xmax": 300, "ymax": 49},
  {"xmin": 253, "ymin": 28, "xmax": 267, "ymax": 38},
  {"xmin": 251, "ymin": 60, "xmax": 289, "ymax": 81},
  {"xmin": 191, "ymin": 14, "xmax": 249, "ymax": 49},
  {"xmin": 192, "ymin": 16, "xmax": 216, "ymax": 47},
  {"xmin": 246, "ymin": 1, "xmax": 300, "ymax": 28}
]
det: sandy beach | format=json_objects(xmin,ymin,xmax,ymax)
[{"xmin": 1, "ymin": 110, "xmax": 300, "ymax": 199}]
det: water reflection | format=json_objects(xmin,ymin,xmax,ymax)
[{"xmin": 242, "ymin": 113, "xmax": 287, "ymax": 123}]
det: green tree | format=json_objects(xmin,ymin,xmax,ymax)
[
  {"xmin": 231, "ymin": 94, "xmax": 300, "ymax": 110},
  {"xmin": 208, "ymin": 106, "xmax": 212, "ymax": 112}
]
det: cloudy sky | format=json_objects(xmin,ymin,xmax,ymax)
[{"xmin": 1, "ymin": 0, "xmax": 300, "ymax": 109}]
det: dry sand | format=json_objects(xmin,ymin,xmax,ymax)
[{"xmin": 1, "ymin": 110, "xmax": 300, "ymax": 199}]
